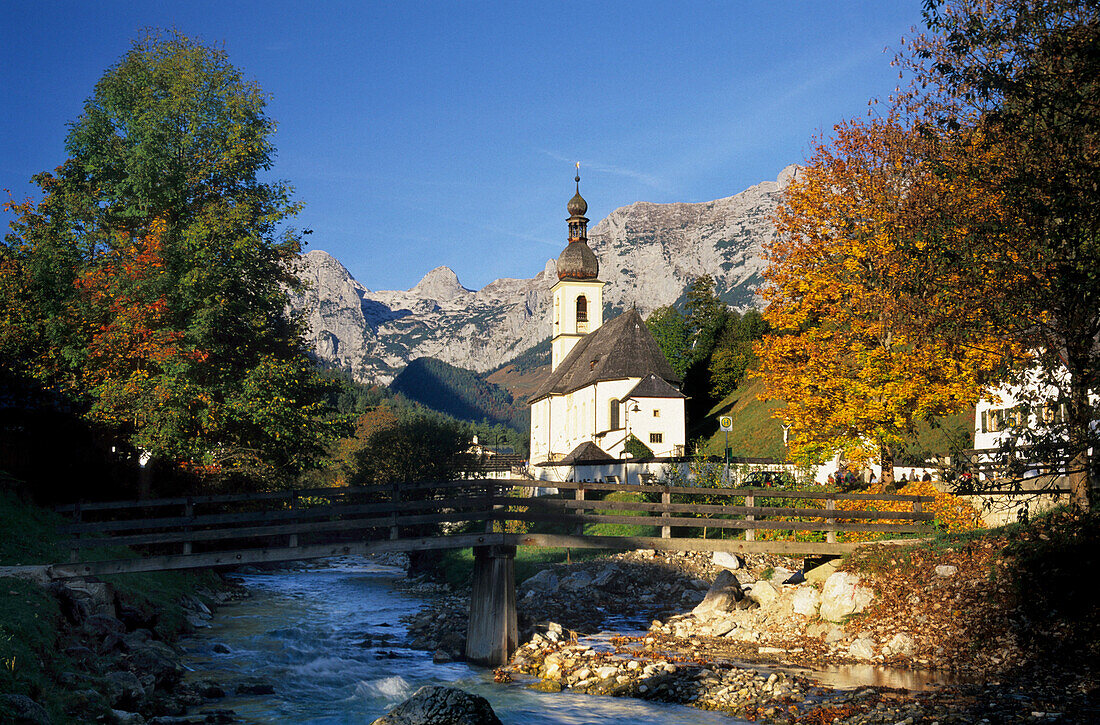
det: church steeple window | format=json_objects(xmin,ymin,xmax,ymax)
[{"xmin": 576, "ymin": 295, "xmax": 588, "ymax": 323}]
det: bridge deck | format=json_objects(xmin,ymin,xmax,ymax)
[
  {"xmin": 43, "ymin": 531, "xmax": 869, "ymax": 579},
  {"xmin": 38, "ymin": 479, "xmax": 934, "ymax": 579}
]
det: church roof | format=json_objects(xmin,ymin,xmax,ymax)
[
  {"xmin": 529, "ymin": 309, "xmax": 681, "ymax": 403},
  {"xmin": 624, "ymin": 373, "xmax": 687, "ymax": 400},
  {"xmin": 557, "ymin": 441, "xmax": 615, "ymax": 464}
]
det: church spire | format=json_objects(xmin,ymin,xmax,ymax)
[{"xmin": 557, "ymin": 163, "xmax": 598, "ymax": 280}]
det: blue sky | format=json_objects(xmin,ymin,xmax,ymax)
[{"xmin": 2, "ymin": 1, "xmax": 924, "ymax": 291}]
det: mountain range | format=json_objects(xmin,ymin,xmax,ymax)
[{"xmin": 287, "ymin": 165, "xmax": 794, "ymax": 384}]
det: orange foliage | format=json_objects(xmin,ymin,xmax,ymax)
[
  {"xmin": 74, "ymin": 219, "xmax": 205, "ymax": 428},
  {"xmin": 756, "ymin": 115, "xmax": 1022, "ymax": 475},
  {"xmin": 836, "ymin": 479, "xmax": 985, "ymax": 542}
]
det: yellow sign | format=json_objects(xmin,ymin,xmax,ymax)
[{"xmin": 719, "ymin": 416, "xmax": 733, "ymax": 431}]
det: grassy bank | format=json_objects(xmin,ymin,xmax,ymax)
[{"xmin": 0, "ymin": 477, "xmax": 219, "ymax": 722}]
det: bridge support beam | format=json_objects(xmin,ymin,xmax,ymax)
[{"xmin": 465, "ymin": 544, "xmax": 517, "ymax": 667}]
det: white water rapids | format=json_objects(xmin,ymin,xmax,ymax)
[{"xmin": 180, "ymin": 558, "xmax": 742, "ymax": 724}]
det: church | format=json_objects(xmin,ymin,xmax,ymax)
[{"xmin": 528, "ymin": 171, "xmax": 687, "ymax": 477}]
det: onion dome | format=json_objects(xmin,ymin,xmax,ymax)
[
  {"xmin": 556, "ymin": 239, "xmax": 599, "ymax": 280},
  {"xmin": 567, "ymin": 175, "xmax": 588, "ymax": 217}
]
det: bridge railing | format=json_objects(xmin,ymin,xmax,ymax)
[{"xmin": 55, "ymin": 479, "xmax": 933, "ymax": 568}]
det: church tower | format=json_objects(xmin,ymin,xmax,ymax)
[{"xmin": 550, "ymin": 165, "xmax": 604, "ymax": 370}]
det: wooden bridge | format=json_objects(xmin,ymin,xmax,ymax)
[{"xmin": 48, "ymin": 479, "xmax": 933, "ymax": 666}]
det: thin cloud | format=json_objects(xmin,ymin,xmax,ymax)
[{"xmin": 538, "ymin": 149, "xmax": 669, "ymax": 192}]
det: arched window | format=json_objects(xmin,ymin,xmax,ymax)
[
  {"xmin": 576, "ymin": 295, "xmax": 588, "ymax": 322},
  {"xmin": 609, "ymin": 398, "xmax": 620, "ymax": 430}
]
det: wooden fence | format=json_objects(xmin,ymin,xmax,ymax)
[{"xmin": 51, "ymin": 479, "xmax": 933, "ymax": 576}]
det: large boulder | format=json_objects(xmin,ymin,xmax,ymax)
[
  {"xmin": 692, "ymin": 570, "xmax": 749, "ymax": 618},
  {"xmin": 0, "ymin": 694, "xmax": 51, "ymax": 725},
  {"xmin": 804, "ymin": 559, "xmax": 840, "ymax": 584},
  {"xmin": 371, "ymin": 686, "xmax": 502, "ymax": 725},
  {"xmin": 746, "ymin": 580, "xmax": 779, "ymax": 608},
  {"xmin": 819, "ymin": 571, "xmax": 875, "ymax": 623},
  {"xmin": 791, "ymin": 587, "xmax": 822, "ymax": 617},
  {"xmin": 520, "ymin": 570, "xmax": 559, "ymax": 594}
]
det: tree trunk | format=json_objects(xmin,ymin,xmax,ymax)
[{"xmin": 880, "ymin": 444, "xmax": 896, "ymax": 492}]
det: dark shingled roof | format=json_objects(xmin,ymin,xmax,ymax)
[
  {"xmin": 624, "ymin": 373, "xmax": 686, "ymax": 400},
  {"xmin": 557, "ymin": 441, "xmax": 614, "ymax": 464},
  {"xmin": 529, "ymin": 309, "xmax": 681, "ymax": 403}
]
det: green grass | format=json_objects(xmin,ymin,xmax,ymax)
[
  {"xmin": 696, "ymin": 376, "xmax": 786, "ymax": 459},
  {"xmin": 582, "ymin": 491, "xmax": 660, "ymax": 538}
]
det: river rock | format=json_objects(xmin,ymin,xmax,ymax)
[
  {"xmin": 371, "ymin": 685, "xmax": 503, "ymax": 725},
  {"xmin": 111, "ymin": 710, "xmax": 147, "ymax": 725},
  {"xmin": 883, "ymin": 632, "xmax": 917, "ymax": 657},
  {"xmin": 128, "ymin": 640, "xmax": 184, "ymax": 688},
  {"xmin": 712, "ymin": 551, "xmax": 744, "ymax": 570},
  {"xmin": 791, "ymin": 587, "xmax": 821, "ymax": 617},
  {"xmin": 848, "ymin": 637, "xmax": 877, "ymax": 660},
  {"xmin": 819, "ymin": 571, "xmax": 875, "ymax": 623},
  {"xmin": 560, "ymin": 571, "xmax": 593, "ymax": 591},
  {"xmin": 804, "ymin": 559, "xmax": 840, "ymax": 584},
  {"xmin": 692, "ymin": 570, "xmax": 746, "ymax": 618},
  {"xmin": 0, "ymin": 694, "xmax": 51, "ymax": 725},
  {"xmin": 747, "ymin": 580, "xmax": 779, "ymax": 607},
  {"xmin": 106, "ymin": 670, "xmax": 146, "ymax": 708},
  {"xmin": 934, "ymin": 564, "xmax": 958, "ymax": 577},
  {"xmin": 520, "ymin": 570, "xmax": 559, "ymax": 593}
]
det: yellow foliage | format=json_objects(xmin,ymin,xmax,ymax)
[
  {"xmin": 836, "ymin": 480, "xmax": 984, "ymax": 542},
  {"xmin": 756, "ymin": 114, "xmax": 1023, "ymax": 466}
]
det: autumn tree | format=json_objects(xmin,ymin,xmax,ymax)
[
  {"xmin": 895, "ymin": 0, "xmax": 1100, "ymax": 508},
  {"xmin": 1, "ymin": 30, "xmax": 349, "ymax": 491},
  {"xmin": 757, "ymin": 116, "xmax": 1016, "ymax": 485}
]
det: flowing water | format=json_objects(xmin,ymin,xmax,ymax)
[{"xmin": 181, "ymin": 558, "xmax": 742, "ymax": 724}]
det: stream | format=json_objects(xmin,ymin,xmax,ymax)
[{"xmin": 180, "ymin": 558, "xmax": 742, "ymax": 724}]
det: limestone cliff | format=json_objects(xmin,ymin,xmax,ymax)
[{"xmin": 288, "ymin": 166, "xmax": 794, "ymax": 383}]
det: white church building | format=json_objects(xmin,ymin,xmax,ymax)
[{"xmin": 528, "ymin": 172, "xmax": 687, "ymax": 479}]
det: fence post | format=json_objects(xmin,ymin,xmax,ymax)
[
  {"xmin": 913, "ymin": 497, "xmax": 924, "ymax": 534},
  {"xmin": 826, "ymin": 496, "xmax": 836, "ymax": 544},
  {"xmin": 745, "ymin": 492, "xmax": 756, "ymax": 542},
  {"xmin": 180, "ymin": 497, "xmax": 194, "ymax": 555},
  {"xmin": 390, "ymin": 482, "xmax": 400, "ymax": 540},
  {"xmin": 574, "ymin": 485, "xmax": 585, "ymax": 536},
  {"xmin": 661, "ymin": 485, "xmax": 671, "ymax": 539},
  {"xmin": 289, "ymin": 490, "xmax": 299, "ymax": 548},
  {"xmin": 70, "ymin": 502, "xmax": 82, "ymax": 563},
  {"xmin": 484, "ymin": 481, "xmax": 496, "ymax": 534}
]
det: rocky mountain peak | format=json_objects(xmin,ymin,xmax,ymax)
[
  {"xmin": 288, "ymin": 167, "xmax": 790, "ymax": 384},
  {"xmin": 411, "ymin": 266, "xmax": 470, "ymax": 301}
]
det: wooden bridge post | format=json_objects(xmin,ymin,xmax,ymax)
[
  {"xmin": 465, "ymin": 544, "xmax": 518, "ymax": 667},
  {"xmin": 70, "ymin": 502, "xmax": 82, "ymax": 563},
  {"xmin": 574, "ymin": 485, "xmax": 585, "ymax": 536},
  {"xmin": 183, "ymin": 497, "xmax": 194, "ymax": 555},
  {"xmin": 826, "ymin": 496, "xmax": 836, "ymax": 544},
  {"xmin": 745, "ymin": 492, "xmax": 756, "ymax": 542},
  {"xmin": 390, "ymin": 482, "xmax": 400, "ymax": 540},
  {"xmin": 288, "ymin": 490, "xmax": 299, "ymax": 549},
  {"xmin": 661, "ymin": 485, "xmax": 671, "ymax": 539}
]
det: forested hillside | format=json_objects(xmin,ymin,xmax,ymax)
[{"xmin": 390, "ymin": 357, "xmax": 528, "ymax": 432}]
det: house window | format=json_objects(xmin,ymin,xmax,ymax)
[
  {"xmin": 609, "ymin": 398, "xmax": 620, "ymax": 430},
  {"xmin": 650, "ymin": 433, "xmax": 663, "ymax": 444},
  {"xmin": 576, "ymin": 295, "xmax": 588, "ymax": 322}
]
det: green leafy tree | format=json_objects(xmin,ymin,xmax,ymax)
[
  {"xmin": 1, "ymin": 30, "xmax": 349, "ymax": 490},
  {"xmin": 645, "ymin": 305, "xmax": 691, "ymax": 378},
  {"xmin": 709, "ymin": 309, "xmax": 770, "ymax": 398}
]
